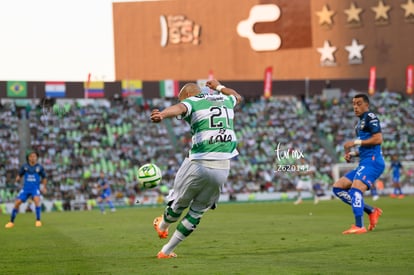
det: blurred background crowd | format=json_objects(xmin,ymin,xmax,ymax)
[{"xmin": 0, "ymin": 91, "xmax": 413, "ymax": 209}]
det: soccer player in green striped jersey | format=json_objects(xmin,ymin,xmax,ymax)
[{"xmin": 151, "ymin": 79, "xmax": 242, "ymax": 259}]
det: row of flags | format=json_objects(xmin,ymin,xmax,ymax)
[
  {"xmin": 5, "ymin": 65, "xmax": 414, "ymax": 99},
  {"xmin": 5, "ymin": 79, "xmax": 180, "ymax": 99},
  {"xmin": 264, "ymin": 65, "xmax": 414, "ymax": 98}
]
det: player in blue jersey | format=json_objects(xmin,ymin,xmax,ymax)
[
  {"xmin": 96, "ymin": 172, "xmax": 116, "ymax": 214},
  {"xmin": 388, "ymin": 155, "xmax": 404, "ymax": 199},
  {"xmin": 5, "ymin": 151, "xmax": 47, "ymax": 228},
  {"xmin": 332, "ymin": 94, "xmax": 385, "ymax": 234}
]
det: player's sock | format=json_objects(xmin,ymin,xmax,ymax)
[
  {"xmin": 163, "ymin": 206, "xmax": 183, "ymax": 225},
  {"xmin": 108, "ymin": 201, "xmax": 115, "ymax": 209},
  {"xmin": 333, "ymin": 187, "xmax": 373, "ymax": 214},
  {"xmin": 176, "ymin": 209, "xmax": 201, "ymax": 237},
  {"xmin": 364, "ymin": 204, "xmax": 374, "ymax": 213},
  {"xmin": 394, "ymin": 188, "xmax": 398, "ymax": 195},
  {"xmin": 10, "ymin": 208, "xmax": 18, "ymax": 222},
  {"xmin": 161, "ymin": 231, "xmax": 186, "ymax": 255},
  {"xmin": 99, "ymin": 203, "xmax": 105, "ymax": 212},
  {"xmin": 159, "ymin": 216, "xmax": 170, "ymax": 232},
  {"xmin": 349, "ymin": 188, "xmax": 364, "ymax": 227},
  {"xmin": 333, "ymin": 187, "xmax": 352, "ymax": 205},
  {"xmin": 35, "ymin": 206, "xmax": 41, "ymax": 220}
]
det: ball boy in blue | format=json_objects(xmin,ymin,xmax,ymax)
[
  {"xmin": 332, "ymin": 94, "xmax": 385, "ymax": 234},
  {"xmin": 389, "ymin": 155, "xmax": 404, "ymax": 198},
  {"xmin": 97, "ymin": 172, "xmax": 116, "ymax": 214},
  {"xmin": 5, "ymin": 151, "xmax": 47, "ymax": 228}
]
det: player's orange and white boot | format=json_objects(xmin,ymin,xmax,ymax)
[
  {"xmin": 153, "ymin": 216, "xmax": 168, "ymax": 239},
  {"xmin": 368, "ymin": 207, "xmax": 383, "ymax": 231},
  {"xmin": 157, "ymin": 251, "xmax": 177, "ymax": 259},
  {"xmin": 342, "ymin": 224, "xmax": 367, "ymax": 234},
  {"xmin": 5, "ymin": 222, "xmax": 14, "ymax": 229}
]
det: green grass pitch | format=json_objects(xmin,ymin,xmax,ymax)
[{"xmin": 1, "ymin": 197, "xmax": 413, "ymax": 274}]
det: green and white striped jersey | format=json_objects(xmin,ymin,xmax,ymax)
[{"xmin": 181, "ymin": 93, "xmax": 239, "ymax": 160}]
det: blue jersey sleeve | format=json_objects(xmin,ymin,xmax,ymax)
[
  {"xmin": 39, "ymin": 165, "xmax": 47, "ymax": 179},
  {"xmin": 366, "ymin": 112, "xmax": 381, "ymax": 134},
  {"xmin": 18, "ymin": 165, "xmax": 26, "ymax": 177}
]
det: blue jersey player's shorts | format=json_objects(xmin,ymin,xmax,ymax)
[
  {"xmin": 392, "ymin": 175, "xmax": 400, "ymax": 183},
  {"xmin": 17, "ymin": 187, "xmax": 41, "ymax": 202},
  {"xmin": 345, "ymin": 156, "xmax": 385, "ymax": 189},
  {"xmin": 100, "ymin": 190, "xmax": 111, "ymax": 199}
]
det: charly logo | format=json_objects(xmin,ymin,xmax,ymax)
[
  {"xmin": 237, "ymin": 4, "xmax": 281, "ymax": 52},
  {"xmin": 274, "ymin": 142, "xmax": 309, "ymax": 173},
  {"xmin": 237, "ymin": 1, "xmax": 312, "ymax": 52}
]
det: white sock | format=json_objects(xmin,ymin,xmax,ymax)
[
  {"xmin": 161, "ymin": 231, "xmax": 186, "ymax": 254},
  {"xmin": 159, "ymin": 218, "xmax": 170, "ymax": 231}
]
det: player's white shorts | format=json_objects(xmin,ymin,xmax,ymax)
[
  {"xmin": 167, "ymin": 158, "xmax": 230, "ymax": 213},
  {"xmin": 296, "ymin": 179, "xmax": 313, "ymax": 191}
]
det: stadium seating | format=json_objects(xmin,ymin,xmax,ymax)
[{"xmin": 0, "ymin": 90, "xmax": 412, "ymax": 206}]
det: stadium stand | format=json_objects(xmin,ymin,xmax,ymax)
[{"xmin": 1, "ymin": 91, "xmax": 413, "ymax": 210}]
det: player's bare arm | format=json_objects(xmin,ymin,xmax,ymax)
[
  {"xmin": 41, "ymin": 178, "xmax": 47, "ymax": 194},
  {"xmin": 151, "ymin": 104, "xmax": 188, "ymax": 123}
]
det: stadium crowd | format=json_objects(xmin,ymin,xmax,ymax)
[{"xmin": 0, "ymin": 90, "xmax": 413, "ymax": 209}]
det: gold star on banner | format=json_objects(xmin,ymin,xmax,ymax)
[
  {"xmin": 344, "ymin": 2, "xmax": 363, "ymax": 23},
  {"xmin": 316, "ymin": 5, "xmax": 335, "ymax": 25},
  {"xmin": 401, "ymin": 0, "xmax": 414, "ymax": 17},
  {"xmin": 371, "ymin": 0, "xmax": 391, "ymax": 20}
]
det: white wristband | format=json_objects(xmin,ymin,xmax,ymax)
[
  {"xmin": 216, "ymin": 85, "xmax": 226, "ymax": 92},
  {"xmin": 354, "ymin": 139, "xmax": 362, "ymax": 146}
]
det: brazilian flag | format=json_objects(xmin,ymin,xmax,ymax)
[{"xmin": 7, "ymin": 81, "xmax": 27, "ymax": 97}]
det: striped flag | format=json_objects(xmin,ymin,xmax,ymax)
[
  {"xmin": 368, "ymin": 66, "xmax": 376, "ymax": 95},
  {"xmin": 7, "ymin": 81, "xmax": 27, "ymax": 97},
  {"xmin": 122, "ymin": 80, "xmax": 142, "ymax": 97},
  {"xmin": 407, "ymin": 65, "xmax": 413, "ymax": 95},
  {"xmin": 45, "ymin": 82, "xmax": 66, "ymax": 98},
  {"xmin": 84, "ymin": 81, "xmax": 104, "ymax": 98},
  {"xmin": 159, "ymin": 79, "xmax": 179, "ymax": 98},
  {"xmin": 263, "ymin": 66, "xmax": 273, "ymax": 99},
  {"xmin": 208, "ymin": 69, "xmax": 214, "ymax": 80}
]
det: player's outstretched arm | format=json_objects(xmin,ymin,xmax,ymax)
[
  {"xmin": 344, "ymin": 132, "xmax": 383, "ymax": 151},
  {"xmin": 151, "ymin": 104, "xmax": 188, "ymax": 123},
  {"xmin": 206, "ymin": 79, "xmax": 243, "ymax": 105}
]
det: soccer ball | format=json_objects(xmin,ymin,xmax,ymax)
[{"xmin": 137, "ymin": 163, "xmax": 162, "ymax": 189}]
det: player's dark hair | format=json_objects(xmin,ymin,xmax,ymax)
[
  {"xmin": 354, "ymin": 94, "xmax": 370, "ymax": 104},
  {"xmin": 26, "ymin": 151, "xmax": 39, "ymax": 162}
]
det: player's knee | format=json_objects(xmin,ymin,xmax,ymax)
[
  {"xmin": 352, "ymin": 180, "xmax": 369, "ymax": 192},
  {"xmin": 333, "ymin": 177, "xmax": 351, "ymax": 189}
]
